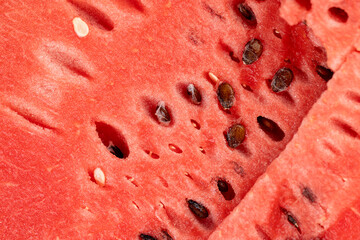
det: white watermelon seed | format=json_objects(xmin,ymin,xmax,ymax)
[
  {"xmin": 208, "ymin": 72, "xmax": 219, "ymax": 84},
  {"xmin": 94, "ymin": 167, "xmax": 105, "ymax": 187},
  {"xmin": 72, "ymin": 17, "xmax": 89, "ymax": 38}
]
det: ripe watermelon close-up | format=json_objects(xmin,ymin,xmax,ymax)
[{"xmin": 0, "ymin": 0, "xmax": 359, "ymax": 239}]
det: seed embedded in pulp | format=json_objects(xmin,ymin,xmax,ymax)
[
  {"xmin": 217, "ymin": 180, "xmax": 229, "ymax": 192},
  {"xmin": 187, "ymin": 199, "xmax": 209, "ymax": 218},
  {"xmin": 217, "ymin": 82, "xmax": 235, "ymax": 109},
  {"xmin": 237, "ymin": 3, "xmax": 257, "ymax": 26},
  {"xmin": 139, "ymin": 234, "xmax": 158, "ymax": 240},
  {"xmin": 107, "ymin": 142, "xmax": 124, "ymax": 159},
  {"xmin": 187, "ymin": 84, "xmax": 202, "ymax": 105},
  {"xmin": 155, "ymin": 101, "xmax": 171, "ymax": 125},
  {"xmin": 271, "ymin": 67, "xmax": 294, "ymax": 92},
  {"xmin": 316, "ymin": 65, "xmax": 334, "ymax": 81},
  {"xmin": 243, "ymin": 39, "xmax": 263, "ymax": 65},
  {"xmin": 226, "ymin": 124, "xmax": 246, "ymax": 148}
]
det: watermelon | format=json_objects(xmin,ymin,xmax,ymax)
[
  {"xmin": 209, "ymin": 52, "xmax": 360, "ymax": 239},
  {"xmin": 280, "ymin": 0, "xmax": 360, "ymax": 70},
  {"xmin": 0, "ymin": 0, "xmax": 332, "ymax": 239}
]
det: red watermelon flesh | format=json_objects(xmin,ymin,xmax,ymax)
[
  {"xmin": 209, "ymin": 52, "xmax": 360, "ymax": 239},
  {"xmin": 0, "ymin": 0, "xmax": 329, "ymax": 239},
  {"xmin": 280, "ymin": 0, "xmax": 360, "ymax": 71}
]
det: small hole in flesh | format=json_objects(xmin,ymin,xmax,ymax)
[
  {"xmin": 161, "ymin": 229, "xmax": 173, "ymax": 240},
  {"xmin": 316, "ymin": 65, "xmax": 334, "ymax": 81},
  {"xmin": 332, "ymin": 118, "xmax": 359, "ymax": 138},
  {"xmin": 271, "ymin": 68, "xmax": 294, "ymax": 92},
  {"xmin": 139, "ymin": 233, "xmax": 157, "ymax": 240},
  {"xmin": 144, "ymin": 150, "xmax": 160, "ymax": 159},
  {"xmin": 302, "ymin": 186, "xmax": 317, "ymax": 203},
  {"xmin": 187, "ymin": 199, "xmax": 209, "ymax": 218},
  {"xmin": 217, "ymin": 82, "xmax": 235, "ymax": 110},
  {"xmin": 328, "ymin": 7, "xmax": 349, "ymax": 23},
  {"xmin": 257, "ymin": 116, "xmax": 285, "ymax": 141},
  {"xmin": 229, "ymin": 51, "xmax": 240, "ymax": 63},
  {"xmin": 155, "ymin": 101, "xmax": 171, "ymax": 126},
  {"xmin": 225, "ymin": 124, "xmax": 246, "ymax": 148},
  {"xmin": 190, "ymin": 119, "xmax": 201, "ymax": 130},
  {"xmin": 273, "ymin": 29, "xmax": 282, "ymax": 39},
  {"xmin": 242, "ymin": 39, "xmax": 263, "ymax": 65},
  {"xmin": 168, "ymin": 144, "xmax": 183, "ymax": 153},
  {"xmin": 187, "ymin": 84, "xmax": 202, "ymax": 105},
  {"xmin": 280, "ymin": 207, "xmax": 301, "ymax": 233},
  {"xmin": 199, "ymin": 146, "xmax": 206, "ymax": 154},
  {"xmin": 241, "ymin": 83, "xmax": 253, "ymax": 92}
]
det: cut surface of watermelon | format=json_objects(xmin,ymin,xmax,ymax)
[
  {"xmin": 209, "ymin": 51, "xmax": 360, "ymax": 239},
  {"xmin": 280, "ymin": 0, "xmax": 360, "ymax": 70},
  {"xmin": 0, "ymin": 0, "xmax": 331, "ymax": 239}
]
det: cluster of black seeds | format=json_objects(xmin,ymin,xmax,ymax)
[{"xmin": 139, "ymin": 3, "xmax": 334, "ymax": 235}]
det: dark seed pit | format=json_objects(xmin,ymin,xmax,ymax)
[
  {"xmin": 226, "ymin": 124, "xmax": 246, "ymax": 148},
  {"xmin": 187, "ymin": 199, "xmax": 209, "ymax": 218},
  {"xmin": 281, "ymin": 208, "xmax": 301, "ymax": 233},
  {"xmin": 257, "ymin": 116, "xmax": 285, "ymax": 142},
  {"xmin": 139, "ymin": 233, "xmax": 158, "ymax": 240},
  {"xmin": 316, "ymin": 65, "xmax": 334, "ymax": 81},
  {"xmin": 217, "ymin": 82, "xmax": 235, "ymax": 110},
  {"xmin": 155, "ymin": 101, "xmax": 171, "ymax": 125},
  {"xmin": 108, "ymin": 143, "xmax": 124, "ymax": 159},
  {"xmin": 217, "ymin": 179, "xmax": 229, "ymax": 192},
  {"xmin": 271, "ymin": 67, "xmax": 294, "ymax": 92},
  {"xmin": 237, "ymin": 3, "xmax": 257, "ymax": 26},
  {"xmin": 161, "ymin": 230, "xmax": 173, "ymax": 240},
  {"xmin": 302, "ymin": 186, "xmax": 317, "ymax": 203},
  {"xmin": 243, "ymin": 39, "xmax": 263, "ymax": 65},
  {"xmin": 187, "ymin": 84, "xmax": 202, "ymax": 105}
]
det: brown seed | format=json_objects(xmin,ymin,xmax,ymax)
[
  {"xmin": 242, "ymin": 39, "xmax": 263, "ymax": 65},
  {"xmin": 187, "ymin": 199, "xmax": 209, "ymax": 218},
  {"xmin": 257, "ymin": 116, "xmax": 285, "ymax": 142},
  {"xmin": 155, "ymin": 101, "xmax": 171, "ymax": 125},
  {"xmin": 187, "ymin": 84, "xmax": 202, "ymax": 105},
  {"xmin": 226, "ymin": 124, "xmax": 246, "ymax": 148},
  {"xmin": 271, "ymin": 67, "xmax": 294, "ymax": 92},
  {"xmin": 217, "ymin": 82, "xmax": 235, "ymax": 109},
  {"xmin": 139, "ymin": 234, "xmax": 158, "ymax": 240},
  {"xmin": 316, "ymin": 65, "xmax": 334, "ymax": 81},
  {"xmin": 217, "ymin": 179, "xmax": 229, "ymax": 192},
  {"xmin": 237, "ymin": 3, "xmax": 257, "ymax": 26}
]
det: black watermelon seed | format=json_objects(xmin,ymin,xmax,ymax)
[
  {"xmin": 187, "ymin": 84, "xmax": 202, "ymax": 105},
  {"xmin": 237, "ymin": 3, "xmax": 257, "ymax": 26},
  {"xmin": 107, "ymin": 143, "xmax": 124, "ymax": 159},
  {"xmin": 302, "ymin": 187, "xmax": 317, "ymax": 203},
  {"xmin": 155, "ymin": 102, "xmax": 171, "ymax": 125},
  {"xmin": 226, "ymin": 124, "xmax": 246, "ymax": 148},
  {"xmin": 316, "ymin": 65, "xmax": 334, "ymax": 81},
  {"xmin": 187, "ymin": 199, "xmax": 209, "ymax": 218},
  {"xmin": 139, "ymin": 234, "xmax": 158, "ymax": 240},
  {"xmin": 242, "ymin": 39, "xmax": 263, "ymax": 65},
  {"xmin": 271, "ymin": 67, "xmax": 294, "ymax": 92},
  {"xmin": 217, "ymin": 82, "xmax": 235, "ymax": 109},
  {"xmin": 281, "ymin": 208, "xmax": 301, "ymax": 233},
  {"xmin": 257, "ymin": 116, "xmax": 285, "ymax": 142},
  {"xmin": 161, "ymin": 230, "xmax": 173, "ymax": 240},
  {"xmin": 217, "ymin": 179, "xmax": 229, "ymax": 192}
]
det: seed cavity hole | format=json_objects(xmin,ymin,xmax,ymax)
[
  {"xmin": 144, "ymin": 150, "xmax": 160, "ymax": 159},
  {"xmin": 68, "ymin": 0, "xmax": 115, "ymax": 31},
  {"xmin": 217, "ymin": 179, "xmax": 235, "ymax": 201},
  {"xmin": 280, "ymin": 207, "xmax": 301, "ymax": 233},
  {"xmin": 168, "ymin": 144, "xmax": 183, "ymax": 154},
  {"xmin": 328, "ymin": 7, "xmax": 349, "ymax": 23},
  {"xmin": 139, "ymin": 233, "xmax": 157, "ymax": 240},
  {"xmin": 302, "ymin": 186, "xmax": 317, "ymax": 203},
  {"xmin": 95, "ymin": 121, "xmax": 130, "ymax": 159},
  {"xmin": 199, "ymin": 146, "xmax": 206, "ymax": 154},
  {"xmin": 316, "ymin": 65, "xmax": 334, "ymax": 81},
  {"xmin": 295, "ymin": 0, "xmax": 312, "ymax": 10},
  {"xmin": 190, "ymin": 119, "xmax": 201, "ymax": 130},
  {"xmin": 125, "ymin": 175, "xmax": 139, "ymax": 187},
  {"xmin": 346, "ymin": 91, "xmax": 360, "ymax": 104},
  {"xmin": 331, "ymin": 118, "xmax": 359, "ymax": 138},
  {"xmin": 257, "ymin": 116, "xmax": 285, "ymax": 141},
  {"xmin": 273, "ymin": 29, "xmax": 282, "ymax": 39}
]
